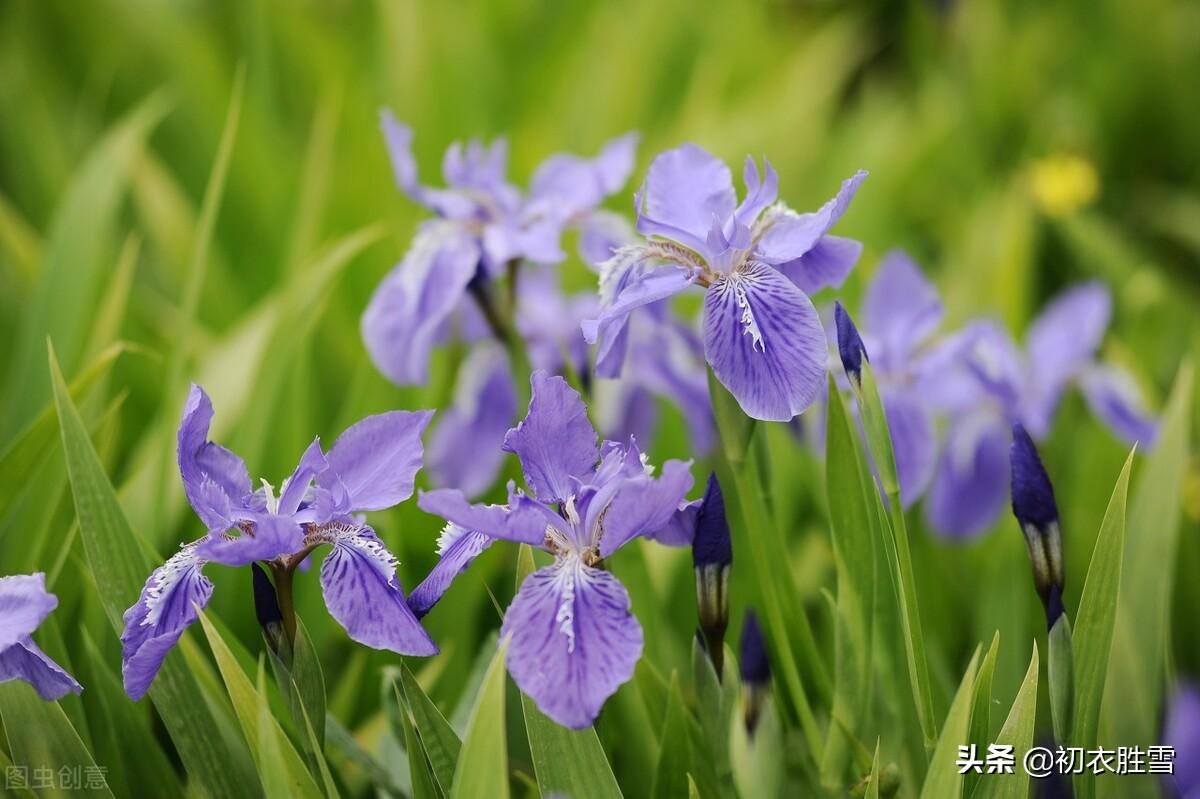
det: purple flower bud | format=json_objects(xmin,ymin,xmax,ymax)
[
  {"xmin": 693, "ymin": 472, "xmax": 732, "ymax": 676},
  {"xmin": 1010, "ymin": 424, "xmax": 1059, "ymax": 529},
  {"xmin": 1010, "ymin": 424, "xmax": 1066, "ymax": 627},
  {"xmin": 251, "ymin": 563, "xmax": 286, "ymax": 656},
  {"xmin": 739, "ymin": 609, "xmax": 770, "ymax": 735},
  {"xmin": 834, "ymin": 301, "xmax": 868, "ymax": 385},
  {"xmin": 693, "ymin": 472, "xmax": 732, "ymax": 568}
]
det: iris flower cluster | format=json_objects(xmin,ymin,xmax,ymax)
[
  {"xmin": 823, "ymin": 251, "xmax": 1159, "ymax": 537},
  {"xmin": 7, "ymin": 116, "xmax": 1173, "ymax": 755}
]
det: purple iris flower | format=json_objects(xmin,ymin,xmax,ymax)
[
  {"xmin": 362, "ymin": 112, "xmax": 638, "ymax": 386},
  {"xmin": 416, "ymin": 371, "xmax": 694, "ymax": 728},
  {"xmin": 0, "ymin": 573, "xmax": 82, "ymax": 700},
  {"xmin": 1165, "ymin": 682, "xmax": 1200, "ymax": 798},
  {"xmin": 582, "ymin": 143, "xmax": 867, "ymax": 421},
  {"xmin": 120, "ymin": 384, "xmax": 437, "ymax": 700},
  {"xmin": 926, "ymin": 282, "xmax": 1158, "ymax": 538}
]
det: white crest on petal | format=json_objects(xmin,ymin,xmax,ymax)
[
  {"xmin": 142, "ymin": 544, "xmax": 207, "ymax": 628},
  {"xmin": 435, "ymin": 522, "xmax": 470, "ymax": 556},
  {"xmin": 553, "ymin": 559, "xmax": 580, "ymax": 654},
  {"xmin": 307, "ymin": 521, "xmax": 399, "ymax": 583},
  {"xmin": 730, "ymin": 273, "xmax": 765, "ymax": 353}
]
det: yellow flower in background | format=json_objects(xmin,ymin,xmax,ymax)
[{"xmin": 1028, "ymin": 153, "xmax": 1100, "ymax": 217}]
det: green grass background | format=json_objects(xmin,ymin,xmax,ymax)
[{"xmin": 1, "ymin": 0, "xmax": 1198, "ymax": 796}]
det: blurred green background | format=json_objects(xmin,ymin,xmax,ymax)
[{"xmin": 1, "ymin": 0, "xmax": 1198, "ymax": 795}]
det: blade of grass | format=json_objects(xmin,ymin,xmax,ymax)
[
  {"xmin": 449, "ymin": 637, "xmax": 510, "ymax": 799},
  {"xmin": 49, "ymin": 343, "xmax": 259, "ymax": 799},
  {"xmin": 1071, "ymin": 448, "xmax": 1135, "ymax": 799}
]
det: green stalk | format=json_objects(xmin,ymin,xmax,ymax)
[
  {"xmin": 856, "ymin": 365, "xmax": 938, "ymax": 751},
  {"xmin": 708, "ymin": 369, "xmax": 824, "ymax": 765}
]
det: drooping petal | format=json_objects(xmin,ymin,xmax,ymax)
[
  {"xmin": 1026, "ymin": 282, "xmax": 1111, "ymax": 393},
  {"xmin": 0, "ymin": 573, "xmax": 57, "ymax": 652},
  {"xmin": 177, "ymin": 385, "xmax": 252, "ymax": 531},
  {"xmin": 121, "ymin": 543, "xmax": 213, "ymax": 700},
  {"xmin": 361, "ymin": 222, "xmax": 481, "ymax": 386},
  {"xmin": 406, "ymin": 524, "xmax": 495, "ymax": 618},
  {"xmin": 638, "ymin": 144, "xmax": 736, "ymax": 252},
  {"xmin": 502, "ymin": 372, "xmax": 599, "ymax": 503},
  {"xmin": 582, "ymin": 261, "xmax": 697, "ymax": 379},
  {"xmin": 774, "ymin": 235, "xmax": 863, "ymax": 295},
  {"xmin": 501, "ymin": 559, "xmax": 643, "ymax": 729},
  {"xmin": 1078, "ymin": 364, "xmax": 1159, "ymax": 446},
  {"xmin": 594, "ymin": 459, "xmax": 695, "ymax": 557},
  {"xmin": 315, "ymin": 523, "xmax": 437, "ymax": 656},
  {"xmin": 195, "ymin": 514, "xmax": 305, "ymax": 568},
  {"xmin": 702, "ymin": 263, "xmax": 827, "ymax": 421},
  {"xmin": 754, "ymin": 170, "xmax": 867, "ymax": 264},
  {"xmin": 863, "ymin": 250, "xmax": 943, "ymax": 369},
  {"xmin": 0, "ymin": 638, "xmax": 83, "ymax": 701},
  {"xmin": 924, "ymin": 413, "xmax": 1011, "ymax": 538},
  {"xmin": 278, "ymin": 438, "xmax": 327, "ymax": 518},
  {"xmin": 428, "ymin": 345, "xmax": 517, "ymax": 499},
  {"xmin": 417, "ymin": 486, "xmax": 554, "ymax": 546},
  {"xmin": 883, "ymin": 389, "xmax": 938, "ymax": 508},
  {"xmin": 319, "ymin": 410, "xmax": 434, "ymax": 512}
]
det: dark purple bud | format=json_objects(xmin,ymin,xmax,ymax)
[
  {"xmin": 739, "ymin": 609, "xmax": 770, "ymax": 735},
  {"xmin": 694, "ymin": 473, "xmax": 732, "ymax": 677},
  {"xmin": 693, "ymin": 472, "xmax": 732, "ymax": 568},
  {"xmin": 1010, "ymin": 424, "xmax": 1059, "ymax": 529},
  {"xmin": 251, "ymin": 563, "xmax": 285, "ymax": 655},
  {"xmin": 739, "ymin": 610, "xmax": 770, "ymax": 686},
  {"xmin": 834, "ymin": 301, "xmax": 868, "ymax": 385},
  {"xmin": 1010, "ymin": 424, "xmax": 1066, "ymax": 627}
]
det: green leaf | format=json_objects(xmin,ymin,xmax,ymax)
[
  {"xmin": 394, "ymin": 681, "xmax": 442, "ymax": 799},
  {"xmin": 6, "ymin": 93, "xmax": 169, "ymax": 437},
  {"xmin": 197, "ymin": 612, "xmax": 324, "ymax": 799},
  {"xmin": 1105, "ymin": 364, "xmax": 1193, "ymax": 748},
  {"xmin": 965, "ymin": 632, "xmax": 1000, "ymax": 799},
  {"xmin": 823, "ymin": 379, "xmax": 878, "ymax": 787},
  {"xmin": 729, "ymin": 691, "xmax": 784, "ymax": 799},
  {"xmin": 864, "ymin": 743, "xmax": 881, "ymax": 799},
  {"xmin": 650, "ymin": 674, "xmax": 690, "ymax": 799},
  {"xmin": 400, "ymin": 662, "xmax": 462, "ymax": 794},
  {"xmin": 919, "ymin": 647, "xmax": 981, "ymax": 799},
  {"xmin": 1071, "ymin": 448, "xmax": 1135, "ymax": 799},
  {"xmin": 78, "ymin": 630, "xmax": 183, "ymax": 798},
  {"xmin": 975, "ymin": 644, "xmax": 1039, "ymax": 799},
  {"xmin": 515, "ymin": 546, "xmax": 623, "ymax": 799},
  {"xmin": 0, "ymin": 343, "xmax": 126, "ymax": 516},
  {"xmin": 1047, "ymin": 614, "xmax": 1074, "ymax": 745},
  {"xmin": 449, "ymin": 637, "xmax": 510, "ymax": 799},
  {"xmin": 692, "ymin": 636, "xmax": 737, "ymax": 785},
  {"xmin": 49, "ymin": 344, "xmax": 259, "ymax": 799},
  {"xmin": 856, "ymin": 364, "xmax": 937, "ymax": 751},
  {"xmin": 267, "ymin": 616, "xmax": 327, "ymax": 753},
  {"xmin": 0, "ymin": 682, "xmax": 114, "ymax": 798}
]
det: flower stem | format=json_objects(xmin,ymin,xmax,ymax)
[
  {"xmin": 707, "ymin": 369, "xmax": 825, "ymax": 767},
  {"xmin": 271, "ymin": 561, "xmax": 298, "ymax": 647}
]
